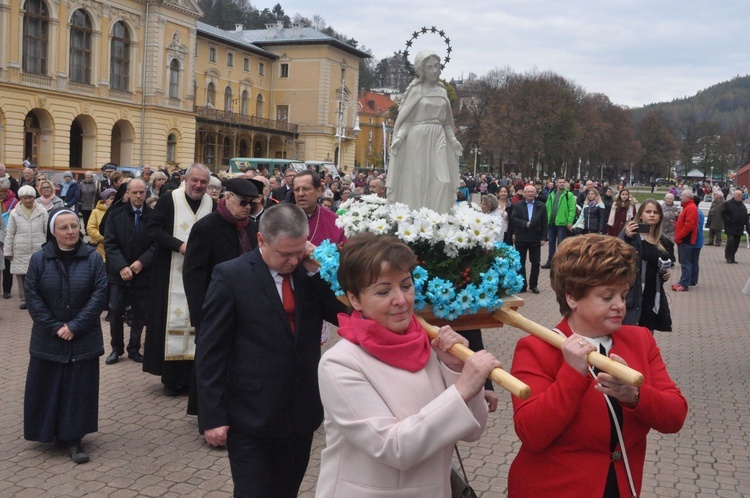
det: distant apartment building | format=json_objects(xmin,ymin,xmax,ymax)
[{"xmin": 355, "ymin": 91, "xmax": 395, "ymax": 169}]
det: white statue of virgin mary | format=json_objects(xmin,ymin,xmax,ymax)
[{"xmin": 385, "ymin": 50, "xmax": 463, "ymax": 214}]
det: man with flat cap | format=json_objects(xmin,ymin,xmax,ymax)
[{"xmin": 183, "ymin": 178, "xmax": 260, "ymax": 416}]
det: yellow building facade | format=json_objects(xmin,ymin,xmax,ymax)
[
  {"xmin": 0, "ymin": 0, "xmax": 202, "ymax": 170},
  {"xmin": 0, "ymin": 2, "xmax": 367, "ymax": 172},
  {"xmin": 194, "ymin": 21, "xmax": 367, "ymax": 172}
]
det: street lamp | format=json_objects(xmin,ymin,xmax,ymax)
[
  {"xmin": 472, "ymin": 144, "xmax": 481, "ymax": 177},
  {"xmin": 710, "ymin": 166, "xmax": 714, "ymax": 183}
]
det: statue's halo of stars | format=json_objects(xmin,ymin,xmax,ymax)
[{"xmin": 402, "ymin": 26, "xmax": 452, "ymax": 76}]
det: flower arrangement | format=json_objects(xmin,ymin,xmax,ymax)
[{"xmin": 313, "ymin": 195, "xmax": 524, "ymax": 320}]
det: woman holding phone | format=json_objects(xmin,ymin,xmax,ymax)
[{"xmin": 619, "ymin": 199, "xmax": 675, "ymax": 332}]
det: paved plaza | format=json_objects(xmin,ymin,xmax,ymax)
[{"xmin": 1, "ymin": 242, "xmax": 749, "ymax": 497}]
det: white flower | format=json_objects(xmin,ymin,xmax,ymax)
[
  {"xmin": 413, "ymin": 216, "xmax": 435, "ymax": 241},
  {"xmin": 396, "ymin": 222, "xmax": 420, "ymax": 243},
  {"xmin": 389, "ymin": 203, "xmax": 412, "ymax": 224},
  {"xmin": 367, "ymin": 218, "xmax": 391, "ymax": 235}
]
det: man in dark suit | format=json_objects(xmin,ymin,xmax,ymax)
[
  {"xmin": 270, "ymin": 167, "xmax": 296, "ymax": 203},
  {"xmin": 510, "ymin": 184, "xmax": 548, "ymax": 294},
  {"xmin": 183, "ymin": 178, "xmax": 259, "ymax": 416},
  {"xmin": 103, "ymin": 179, "xmax": 156, "ymax": 364},
  {"xmin": 196, "ymin": 203, "xmax": 348, "ymax": 498}
]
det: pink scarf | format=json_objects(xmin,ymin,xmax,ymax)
[{"xmin": 337, "ymin": 311, "xmax": 431, "ymax": 372}]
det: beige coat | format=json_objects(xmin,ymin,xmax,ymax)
[
  {"xmin": 4, "ymin": 203, "xmax": 48, "ymax": 274},
  {"xmin": 316, "ymin": 340, "xmax": 488, "ymax": 498}
]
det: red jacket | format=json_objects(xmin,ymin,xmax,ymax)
[
  {"xmin": 508, "ymin": 318, "xmax": 687, "ymax": 498},
  {"xmin": 674, "ymin": 197, "xmax": 699, "ymax": 245}
]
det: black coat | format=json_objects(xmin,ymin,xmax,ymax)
[
  {"xmin": 578, "ymin": 204, "xmax": 606, "ymax": 234},
  {"xmin": 721, "ymin": 199, "xmax": 749, "ymax": 235},
  {"xmin": 620, "ymin": 232, "xmax": 675, "ymax": 331},
  {"xmin": 25, "ymin": 242, "xmax": 107, "ymax": 363},
  {"xmin": 183, "ymin": 210, "xmax": 258, "ymax": 330},
  {"xmin": 196, "ymin": 248, "xmax": 348, "ymax": 437},
  {"xmin": 510, "ymin": 199, "xmax": 548, "ymax": 244},
  {"xmin": 271, "ymin": 185, "xmax": 295, "ymax": 203},
  {"xmin": 103, "ymin": 202, "xmax": 157, "ymax": 287}
]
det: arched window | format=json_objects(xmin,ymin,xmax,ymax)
[
  {"xmin": 207, "ymin": 82, "xmax": 215, "ymax": 107},
  {"xmin": 224, "ymin": 86, "xmax": 233, "ymax": 111},
  {"xmin": 23, "ymin": 0, "xmax": 49, "ymax": 75},
  {"xmin": 167, "ymin": 134, "xmax": 177, "ymax": 163},
  {"xmin": 241, "ymin": 90, "xmax": 249, "ymax": 115},
  {"xmin": 169, "ymin": 59, "xmax": 180, "ymax": 99},
  {"xmin": 69, "ymin": 10, "xmax": 92, "ymax": 84},
  {"xmin": 255, "ymin": 94, "xmax": 263, "ymax": 118},
  {"xmin": 110, "ymin": 22, "xmax": 130, "ymax": 91}
]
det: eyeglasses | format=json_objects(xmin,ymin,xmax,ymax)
[
  {"xmin": 229, "ymin": 192, "xmax": 257, "ymax": 207},
  {"xmin": 207, "ymin": 186, "xmax": 221, "ymax": 191}
]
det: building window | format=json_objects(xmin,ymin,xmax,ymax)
[
  {"xmin": 23, "ymin": 0, "xmax": 49, "ymax": 75},
  {"xmin": 243, "ymin": 57, "xmax": 249, "ymax": 71},
  {"xmin": 368, "ymin": 130, "xmax": 373, "ymax": 142},
  {"xmin": 227, "ymin": 53, "xmax": 233, "ymax": 67},
  {"xmin": 241, "ymin": 90, "xmax": 249, "ymax": 115},
  {"xmin": 255, "ymin": 94, "xmax": 263, "ymax": 117},
  {"xmin": 69, "ymin": 10, "xmax": 92, "ymax": 84},
  {"xmin": 204, "ymin": 134, "xmax": 215, "ymax": 165},
  {"xmin": 276, "ymin": 105, "xmax": 289, "ymax": 123},
  {"xmin": 167, "ymin": 134, "xmax": 177, "ymax": 162},
  {"xmin": 224, "ymin": 86, "xmax": 233, "ymax": 111},
  {"xmin": 110, "ymin": 21, "xmax": 130, "ymax": 91},
  {"xmin": 279, "ymin": 63, "xmax": 289, "ymax": 78},
  {"xmin": 209, "ymin": 47, "xmax": 216, "ymax": 63},
  {"xmin": 169, "ymin": 59, "xmax": 180, "ymax": 99},
  {"xmin": 207, "ymin": 82, "xmax": 215, "ymax": 107},
  {"xmin": 258, "ymin": 62, "xmax": 264, "ymax": 76}
]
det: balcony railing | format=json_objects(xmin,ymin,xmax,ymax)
[
  {"xmin": 21, "ymin": 73, "xmax": 53, "ymax": 87},
  {"xmin": 68, "ymin": 81, "xmax": 95, "ymax": 95},
  {"xmin": 194, "ymin": 105, "xmax": 298, "ymax": 134},
  {"xmin": 108, "ymin": 88, "xmax": 132, "ymax": 100}
]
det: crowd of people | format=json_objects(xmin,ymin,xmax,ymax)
[{"xmin": 3, "ymin": 158, "xmax": 749, "ymax": 496}]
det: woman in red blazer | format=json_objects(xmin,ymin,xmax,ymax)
[{"xmin": 508, "ymin": 234, "xmax": 688, "ymax": 498}]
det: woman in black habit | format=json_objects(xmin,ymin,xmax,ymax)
[{"xmin": 23, "ymin": 208, "xmax": 107, "ymax": 463}]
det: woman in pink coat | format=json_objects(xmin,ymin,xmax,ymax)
[
  {"xmin": 508, "ymin": 234, "xmax": 688, "ymax": 497},
  {"xmin": 316, "ymin": 233, "xmax": 500, "ymax": 497}
]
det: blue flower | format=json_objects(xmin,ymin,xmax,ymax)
[
  {"xmin": 426, "ymin": 277, "xmax": 455, "ymax": 304},
  {"xmin": 412, "ymin": 266, "xmax": 428, "ymax": 289},
  {"xmin": 456, "ymin": 287, "xmax": 475, "ymax": 311}
]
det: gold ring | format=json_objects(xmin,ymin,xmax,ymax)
[{"xmin": 578, "ymin": 341, "xmax": 584, "ymax": 347}]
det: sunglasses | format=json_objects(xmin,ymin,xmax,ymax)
[{"xmin": 229, "ymin": 192, "xmax": 257, "ymax": 207}]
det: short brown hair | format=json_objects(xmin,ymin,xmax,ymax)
[
  {"xmin": 338, "ymin": 233, "xmax": 417, "ymax": 298},
  {"xmin": 550, "ymin": 234, "xmax": 636, "ymax": 315}
]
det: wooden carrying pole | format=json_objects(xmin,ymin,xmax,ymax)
[
  {"xmin": 335, "ymin": 295, "xmax": 531, "ymax": 399},
  {"xmin": 493, "ymin": 308, "xmax": 645, "ymax": 387},
  {"xmin": 415, "ymin": 316, "xmax": 531, "ymax": 400}
]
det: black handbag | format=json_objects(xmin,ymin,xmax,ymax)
[{"xmin": 449, "ymin": 445, "xmax": 478, "ymax": 498}]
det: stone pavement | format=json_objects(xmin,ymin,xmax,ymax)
[{"xmin": 1, "ymin": 242, "xmax": 749, "ymax": 497}]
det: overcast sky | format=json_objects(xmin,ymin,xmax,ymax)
[{"xmin": 277, "ymin": 0, "xmax": 748, "ymax": 108}]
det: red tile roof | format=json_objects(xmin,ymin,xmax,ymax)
[{"xmin": 358, "ymin": 92, "xmax": 395, "ymax": 116}]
